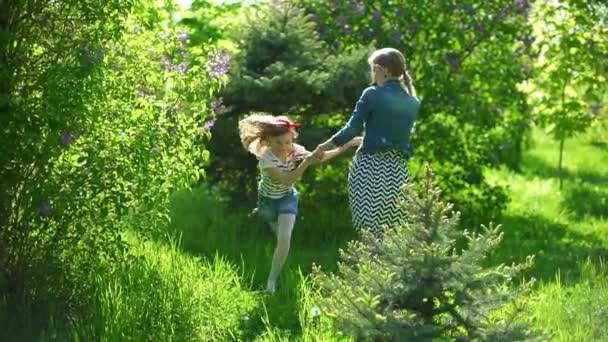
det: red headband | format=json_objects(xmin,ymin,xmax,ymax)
[{"xmin": 276, "ymin": 118, "xmax": 302, "ymax": 128}]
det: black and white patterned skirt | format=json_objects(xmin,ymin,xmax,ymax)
[{"xmin": 348, "ymin": 150, "xmax": 410, "ymax": 235}]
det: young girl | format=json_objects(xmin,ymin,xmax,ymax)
[{"xmin": 239, "ymin": 113, "xmax": 361, "ymax": 293}]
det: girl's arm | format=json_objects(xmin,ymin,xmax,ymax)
[
  {"xmin": 319, "ymin": 136, "xmax": 362, "ymax": 162},
  {"xmin": 264, "ymin": 156, "xmax": 312, "ymax": 186}
]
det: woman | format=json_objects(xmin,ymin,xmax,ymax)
[{"xmin": 312, "ymin": 47, "xmax": 420, "ymax": 236}]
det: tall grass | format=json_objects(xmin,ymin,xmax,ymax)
[
  {"xmin": 166, "ymin": 186, "xmax": 355, "ymax": 333},
  {"xmin": 0, "ymin": 233, "xmax": 260, "ymax": 341},
  {"xmin": 528, "ymin": 259, "xmax": 608, "ymax": 341},
  {"xmin": 78, "ymin": 233, "xmax": 260, "ymax": 341}
]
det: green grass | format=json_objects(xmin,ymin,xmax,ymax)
[
  {"xmin": 528, "ymin": 259, "xmax": 608, "ymax": 341},
  {"xmin": 484, "ymin": 126, "xmax": 608, "ymax": 340},
  {"xmin": 1, "ymin": 233, "xmax": 260, "ymax": 341},
  {"xmin": 6, "ymin": 124, "xmax": 603, "ymax": 341},
  {"xmin": 486, "ymin": 127, "xmax": 608, "ymax": 281},
  {"xmin": 76, "ymin": 233, "xmax": 259, "ymax": 341},
  {"xmin": 162, "ymin": 125, "xmax": 608, "ymax": 340},
  {"xmin": 165, "ymin": 187, "xmax": 355, "ymax": 335}
]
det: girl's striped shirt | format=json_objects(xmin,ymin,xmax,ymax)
[{"xmin": 256, "ymin": 144, "xmax": 310, "ymax": 198}]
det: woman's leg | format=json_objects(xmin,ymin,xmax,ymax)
[{"xmin": 266, "ymin": 213, "xmax": 296, "ymax": 292}]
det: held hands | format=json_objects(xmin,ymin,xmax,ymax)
[{"xmin": 307, "ymin": 149, "xmax": 325, "ymax": 165}]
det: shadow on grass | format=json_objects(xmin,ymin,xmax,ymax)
[
  {"xmin": 562, "ymin": 182, "xmax": 608, "ymax": 219},
  {"xmin": 165, "ymin": 187, "xmax": 355, "ymax": 337},
  {"xmin": 489, "ymin": 213, "xmax": 608, "ymax": 283},
  {"xmin": 521, "ymin": 154, "xmax": 608, "ymax": 185}
]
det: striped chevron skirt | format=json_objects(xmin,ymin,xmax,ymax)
[{"xmin": 348, "ymin": 150, "xmax": 410, "ymax": 235}]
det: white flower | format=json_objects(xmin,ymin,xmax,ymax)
[{"xmin": 311, "ymin": 306, "xmax": 321, "ymax": 317}]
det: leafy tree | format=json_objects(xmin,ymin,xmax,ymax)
[
  {"xmin": 297, "ymin": 0, "xmax": 536, "ymax": 227},
  {"xmin": 205, "ymin": 0, "xmax": 370, "ymax": 203},
  {"xmin": 179, "ymin": 0, "xmax": 243, "ymax": 46},
  {"xmin": 0, "ymin": 0, "xmax": 222, "ymax": 313},
  {"xmin": 522, "ymin": 0, "xmax": 608, "ymax": 188},
  {"xmin": 312, "ymin": 168, "xmax": 540, "ymax": 341}
]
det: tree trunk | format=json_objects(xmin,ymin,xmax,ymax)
[{"xmin": 558, "ymin": 137, "xmax": 565, "ymax": 190}]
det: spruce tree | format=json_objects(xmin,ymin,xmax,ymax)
[
  {"xmin": 312, "ymin": 168, "xmax": 542, "ymax": 341},
  {"xmin": 206, "ymin": 0, "xmax": 369, "ymax": 203}
]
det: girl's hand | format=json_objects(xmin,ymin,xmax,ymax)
[{"xmin": 306, "ymin": 152, "xmax": 323, "ymax": 165}]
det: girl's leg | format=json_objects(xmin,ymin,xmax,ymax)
[
  {"xmin": 266, "ymin": 213, "xmax": 296, "ymax": 293},
  {"xmin": 269, "ymin": 222, "xmax": 278, "ymax": 235}
]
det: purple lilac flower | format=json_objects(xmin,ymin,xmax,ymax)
[
  {"xmin": 497, "ymin": 5, "xmax": 510, "ymax": 19},
  {"xmin": 372, "ymin": 11, "xmax": 381, "ymax": 21},
  {"xmin": 60, "ymin": 132, "xmax": 75, "ymax": 147},
  {"xmin": 335, "ymin": 16, "xmax": 346, "ymax": 26},
  {"xmin": 355, "ymin": 4, "xmax": 365, "ymax": 14},
  {"xmin": 343, "ymin": 26, "xmax": 353, "ymax": 35},
  {"xmin": 81, "ymin": 44, "xmax": 101, "ymax": 67},
  {"xmin": 332, "ymin": 40, "xmax": 340, "ymax": 50},
  {"xmin": 317, "ymin": 26, "xmax": 327, "ymax": 37},
  {"xmin": 177, "ymin": 29, "xmax": 189, "ymax": 42},
  {"xmin": 38, "ymin": 201, "xmax": 53, "ymax": 217},
  {"xmin": 203, "ymin": 119, "xmax": 216, "ymax": 131},
  {"xmin": 446, "ymin": 55, "xmax": 460, "ymax": 70},
  {"xmin": 591, "ymin": 103, "xmax": 602, "ymax": 116},
  {"xmin": 474, "ymin": 23, "xmax": 485, "ymax": 32},
  {"xmin": 390, "ymin": 32, "xmax": 403, "ymax": 44},
  {"xmin": 464, "ymin": 5, "xmax": 476, "ymax": 15},
  {"xmin": 177, "ymin": 46, "xmax": 188, "ymax": 57},
  {"xmin": 364, "ymin": 28, "xmax": 376, "ymax": 39},
  {"xmin": 161, "ymin": 54, "xmax": 173, "ymax": 71},
  {"xmin": 175, "ymin": 61, "xmax": 190, "ymax": 74},
  {"xmin": 211, "ymin": 97, "xmax": 227, "ymax": 115},
  {"xmin": 409, "ymin": 22, "xmax": 421, "ymax": 33},
  {"xmin": 205, "ymin": 51, "xmax": 230, "ymax": 79},
  {"xmin": 514, "ymin": 0, "xmax": 527, "ymax": 10}
]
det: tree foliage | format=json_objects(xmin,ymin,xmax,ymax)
[
  {"xmin": 205, "ymin": 1, "xmax": 370, "ymax": 202},
  {"xmin": 312, "ymin": 168, "xmax": 540, "ymax": 341},
  {"xmin": 0, "ymin": 0, "xmax": 222, "ymax": 310},
  {"xmin": 521, "ymin": 0, "xmax": 607, "ymax": 188},
  {"xmin": 296, "ymin": 0, "xmax": 538, "ymax": 227}
]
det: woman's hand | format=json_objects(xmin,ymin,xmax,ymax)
[{"xmin": 346, "ymin": 136, "xmax": 363, "ymax": 149}]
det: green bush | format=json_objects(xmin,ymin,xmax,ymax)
[
  {"xmin": 205, "ymin": 1, "xmax": 371, "ymax": 204},
  {"xmin": 296, "ymin": 0, "xmax": 536, "ymax": 227},
  {"xmin": 0, "ymin": 0, "xmax": 222, "ymax": 315},
  {"xmin": 312, "ymin": 169, "xmax": 541, "ymax": 341}
]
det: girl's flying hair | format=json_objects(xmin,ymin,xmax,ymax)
[{"xmin": 238, "ymin": 113, "xmax": 301, "ymax": 154}]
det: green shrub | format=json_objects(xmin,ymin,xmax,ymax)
[
  {"xmin": 312, "ymin": 169, "xmax": 541, "ymax": 341},
  {"xmin": 0, "ymin": 0, "xmax": 222, "ymax": 315}
]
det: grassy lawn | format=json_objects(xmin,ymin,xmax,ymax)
[{"xmin": 162, "ymin": 125, "xmax": 607, "ymax": 340}]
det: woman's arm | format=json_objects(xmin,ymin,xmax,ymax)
[
  {"xmin": 319, "ymin": 136, "xmax": 362, "ymax": 162},
  {"xmin": 329, "ymin": 88, "xmax": 374, "ymax": 146}
]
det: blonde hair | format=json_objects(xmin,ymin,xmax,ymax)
[
  {"xmin": 368, "ymin": 47, "xmax": 416, "ymax": 97},
  {"xmin": 238, "ymin": 113, "xmax": 298, "ymax": 154}
]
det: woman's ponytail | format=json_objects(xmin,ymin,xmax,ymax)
[{"xmin": 402, "ymin": 68, "xmax": 416, "ymax": 97}]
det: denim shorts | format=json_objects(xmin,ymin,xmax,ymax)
[{"xmin": 257, "ymin": 190, "xmax": 298, "ymax": 223}]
